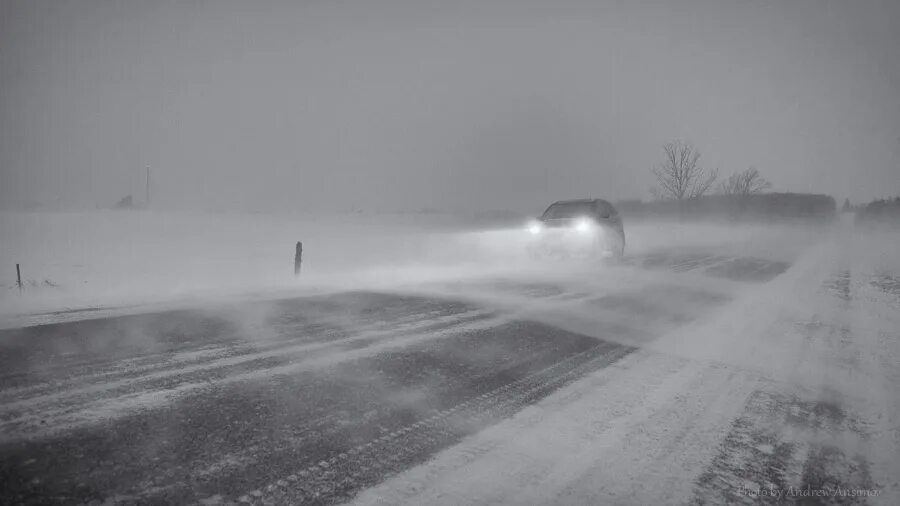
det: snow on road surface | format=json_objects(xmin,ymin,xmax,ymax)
[
  {"xmin": 352, "ymin": 226, "xmax": 900, "ymax": 506},
  {"xmin": 0, "ymin": 212, "xmax": 898, "ymax": 505}
]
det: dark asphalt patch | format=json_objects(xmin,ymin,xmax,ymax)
[
  {"xmin": 800, "ymin": 446, "xmax": 875, "ymax": 505},
  {"xmin": 486, "ymin": 280, "xmax": 566, "ymax": 298},
  {"xmin": 869, "ymin": 274, "xmax": 900, "ymax": 299},
  {"xmin": 586, "ymin": 283, "xmax": 732, "ymax": 335},
  {"xmin": 0, "ymin": 316, "xmax": 634, "ymax": 505},
  {"xmin": 625, "ymin": 251, "xmax": 725, "ymax": 271},
  {"xmin": 437, "ymin": 279, "xmax": 566, "ymax": 299},
  {"xmin": 0, "ymin": 293, "xmax": 479, "ymax": 389},
  {"xmin": 692, "ymin": 390, "xmax": 873, "ymax": 505},
  {"xmin": 232, "ymin": 339, "xmax": 634, "ymax": 506},
  {"xmin": 824, "ymin": 271, "xmax": 853, "ymax": 302},
  {"xmin": 703, "ymin": 257, "xmax": 790, "ymax": 283},
  {"xmin": 625, "ymin": 251, "xmax": 790, "ymax": 283},
  {"xmin": 669, "ymin": 254, "xmax": 731, "ymax": 272}
]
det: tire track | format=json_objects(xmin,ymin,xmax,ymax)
[
  {"xmin": 692, "ymin": 390, "xmax": 874, "ymax": 505},
  {"xmin": 0, "ymin": 308, "xmax": 491, "ymax": 407},
  {"xmin": 0, "ymin": 321, "xmax": 628, "ymax": 505},
  {"xmin": 0, "ymin": 310, "xmax": 500, "ymax": 443},
  {"xmin": 222, "ymin": 341, "xmax": 635, "ymax": 506}
]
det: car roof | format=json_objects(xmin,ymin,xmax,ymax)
[{"xmin": 550, "ymin": 198, "xmax": 612, "ymax": 205}]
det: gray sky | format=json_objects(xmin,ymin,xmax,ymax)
[{"xmin": 1, "ymin": 0, "xmax": 898, "ymax": 212}]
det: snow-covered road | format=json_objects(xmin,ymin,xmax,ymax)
[
  {"xmin": 0, "ymin": 220, "xmax": 898, "ymax": 505},
  {"xmin": 353, "ymin": 228, "xmax": 900, "ymax": 506}
]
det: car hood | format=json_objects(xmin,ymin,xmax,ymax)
[{"xmin": 540, "ymin": 218, "xmax": 581, "ymax": 228}]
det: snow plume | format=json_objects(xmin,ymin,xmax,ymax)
[{"xmin": 1, "ymin": 209, "xmax": 835, "ymax": 326}]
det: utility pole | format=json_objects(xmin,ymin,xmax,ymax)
[{"xmin": 145, "ymin": 166, "xmax": 151, "ymax": 208}]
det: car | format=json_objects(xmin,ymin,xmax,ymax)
[{"xmin": 526, "ymin": 198, "xmax": 625, "ymax": 259}]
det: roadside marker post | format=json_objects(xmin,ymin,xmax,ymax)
[{"xmin": 16, "ymin": 263, "xmax": 22, "ymax": 293}]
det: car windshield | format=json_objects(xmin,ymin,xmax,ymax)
[{"xmin": 542, "ymin": 201, "xmax": 595, "ymax": 219}]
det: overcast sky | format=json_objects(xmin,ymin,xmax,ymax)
[{"xmin": 1, "ymin": 0, "xmax": 898, "ymax": 213}]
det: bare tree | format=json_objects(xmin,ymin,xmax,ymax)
[
  {"xmin": 651, "ymin": 140, "xmax": 718, "ymax": 200},
  {"xmin": 718, "ymin": 167, "xmax": 772, "ymax": 195}
]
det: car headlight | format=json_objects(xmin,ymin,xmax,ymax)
[
  {"xmin": 574, "ymin": 217, "xmax": 593, "ymax": 233},
  {"xmin": 527, "ymin": 221, "xmax": 543, "ymax": 235}
]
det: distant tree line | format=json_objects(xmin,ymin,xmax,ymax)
[
  {"xmin": 616, "ymin": 193, "xmax": 836, "ymax": 223},
  {"xmin": 626, "ymin": 140, "xmax": 835, "ymax": 222},
  {"xmin": 854, "ymin": 196, "xmax": 900, "ymax": 227},
  {"xmin": 650, "ymin": 140, "xmax": 772, "ymax": 201}
]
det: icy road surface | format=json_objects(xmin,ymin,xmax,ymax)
[{"xmin": 1, "ymin": 227, "xmax": 899, "ymax": 505}]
